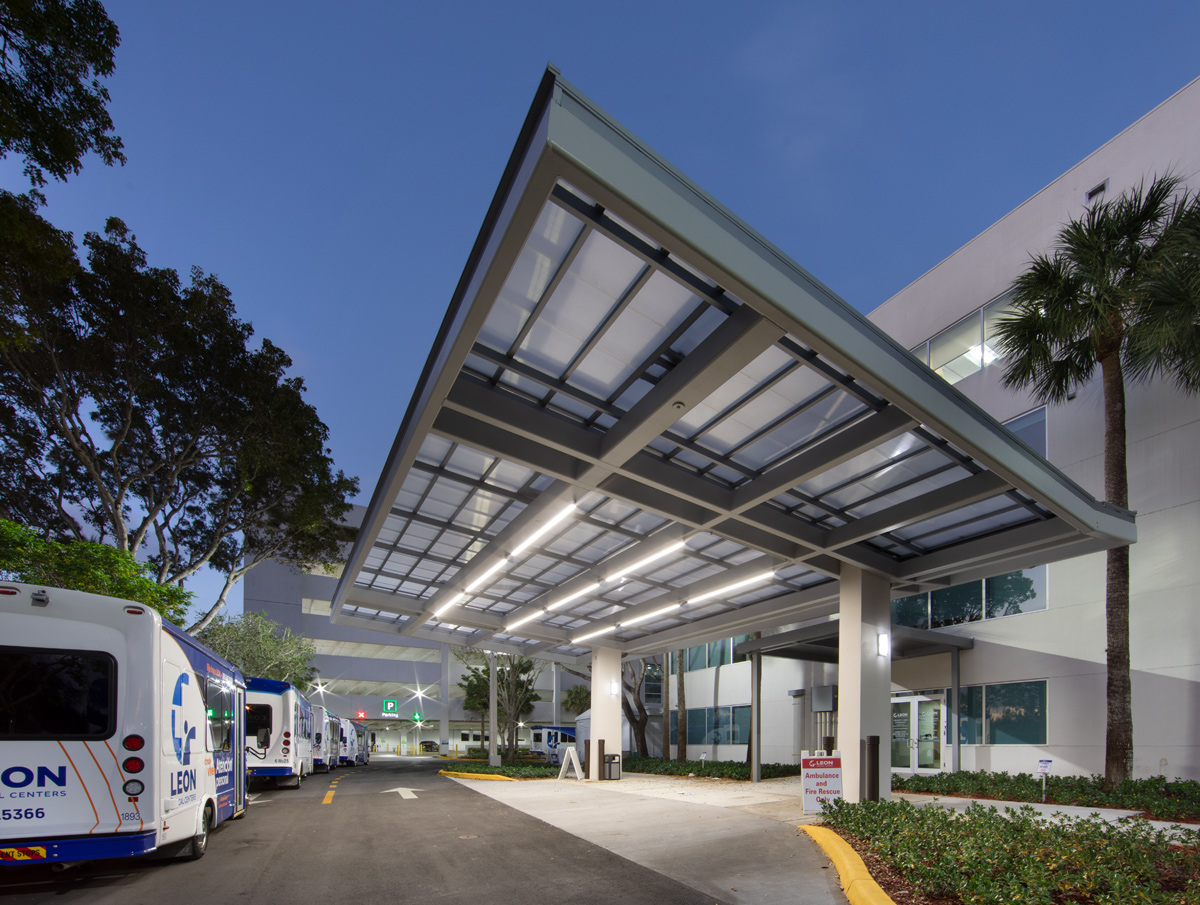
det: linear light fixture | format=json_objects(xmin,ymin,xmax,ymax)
[
  {"xmin": 509, "ymin": 502, "xmax": 576, "ymax": 558},
  {"xmin": 603, "ymin": 539, "xmax": 688, "ymax": 584},
  {"xmin": 432, "ymin": 503, "xmax": 577, "ymax": 621},
  {"xmin": 685, "ymin": 570, "xmax": 776, "ymax": 606},
  {"xmin": 545, "ymin": 581, "xmax": 600, "ymax": 612},
  {"xmin": 507, "ymin": 608, "xmax": 547, "ymax": 631},
  {"xmin": 573, "ymin": 624, "xmax": 617, "ymax": 644},
  {"xmin": 618, "ymin": 602, "xmax": 681, "ymax": 628}
]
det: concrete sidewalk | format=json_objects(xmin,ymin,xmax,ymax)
[{"xmin": 453, "ymin": 773, "xmax": 845, "ymax": 905}]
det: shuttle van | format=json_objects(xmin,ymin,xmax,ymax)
[
  {"xmin": 245, "ymin": 678, "xmax": 313, "ymax": 788},
  {"xmin": 0, "ymin": 583, "xmax": 247, "ymax": 866},
  {"xmin": 337, "ymin": 717, "xmax": 357, "ymax": 766},
  {"xmin": 312, "ymin": 705, "xmax": 339, "ymax": 773}
]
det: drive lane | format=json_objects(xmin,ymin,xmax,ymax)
[{"xmin": 0, "ymin": 758, "xmax": 726, "ymax": 905}]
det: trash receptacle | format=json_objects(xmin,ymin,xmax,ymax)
[{"xmin": 602, "ymin": 753, "xmax": 621, "ymax": 781}]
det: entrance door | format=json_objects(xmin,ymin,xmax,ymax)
[{"xmin": 891, "ymin": 694, "xmax": 945, "ymax": 774}]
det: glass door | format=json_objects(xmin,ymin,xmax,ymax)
[{"xmin": 891, "ymin": 694, "xmax": 945, "ymax": 774}]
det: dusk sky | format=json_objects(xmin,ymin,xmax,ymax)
[{"xmin": 8, "ymin": 1, "xmax": 1199, "ymax": 617}]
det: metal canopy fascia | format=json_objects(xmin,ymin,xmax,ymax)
[{"xmin": 329, "ymin": 67, "xmax": 1134, "ymax": 657}]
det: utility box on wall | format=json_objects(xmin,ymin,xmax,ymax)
[{"xmin": 812, "ymin": 685, "xmax": 838, "ymax": 713}]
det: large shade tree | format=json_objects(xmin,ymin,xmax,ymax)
[
  {"xmin": 994, "ymin": 174, "xmax": 1200, "ymax": 785},
  {"xmin": 0, "ymin": 192, "xmax": 358, "ymax": 631},
  {"xmin": 0, "ymin": 0, "xmax": 125, "ymax": 188}
]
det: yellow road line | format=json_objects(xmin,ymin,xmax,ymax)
[{"xmin": 322, "ymin": 791, "xmax": 335, "ymax": 804}]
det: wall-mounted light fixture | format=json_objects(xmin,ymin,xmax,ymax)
[{"xmin": 877, "ymin": 632, "xmax": 890, "ymax": 658}]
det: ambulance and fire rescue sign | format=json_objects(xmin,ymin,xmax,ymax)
[{"xmin": 801, "ymin": 752, "xmax": 843, "ymax": 812}]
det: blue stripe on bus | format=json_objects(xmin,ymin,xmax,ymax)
[{"xmin": 0, "ymin": 831, "xmax": 158, "ymax": 865}]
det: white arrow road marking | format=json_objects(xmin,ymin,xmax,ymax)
[{"xmin": 380, "ymin": 787, "xmax": 422, "ymax": 799}]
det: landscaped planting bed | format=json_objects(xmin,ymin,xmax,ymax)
[
  {"xmin": 822, "ymin": 798, "xmax": 1200, "ymax": 905},
  {"xmin": 893, "ymin": 771, "xmax": 1200, "ymax": 823}
]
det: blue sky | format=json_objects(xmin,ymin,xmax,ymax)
[{"xmin": 8, "ymin": 1, "xmax": 1200, "ymax": 617}]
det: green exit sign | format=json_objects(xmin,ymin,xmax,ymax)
[{"xmin": 382, "ymin": 699, "xmax": 398, "ymax": 714}]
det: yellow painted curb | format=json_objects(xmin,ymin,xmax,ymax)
[
  {"xmin": 801, "ymin": 825, "xmax": 895, "ymax": 905},
  {"xmin": 438, "ymin": 770, "xmax": 519, "ymax": 781}
]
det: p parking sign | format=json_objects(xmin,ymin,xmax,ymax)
[{"xmin": 382, "ymin": 699, "xmax": 399, "ymax": 715}]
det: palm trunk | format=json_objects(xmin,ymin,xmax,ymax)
[
  {"xmin": 675, "ymin": 649, "xmax": 687, "ymax": 762},
  {"xmin": 1100, "ymin": 350, "xmax": 1132, "ymax": 787}
]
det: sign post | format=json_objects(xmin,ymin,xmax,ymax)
[
  {"xmin": 801, "ymin": 750, "xmax": 843, "ymax": 813},
  {"xmin": 1036, "ymin": 758, "xmax": 1052, "ymax": 802}
]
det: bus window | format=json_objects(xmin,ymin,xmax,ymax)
[
  {"xmin": 0, "ymin": 646, "xmax": 115, "ymax": 740},
  {"xmin": 205, "ymin": 677, "xmax": 233, "ymax": 751},
  {"xmin": 246, "ymin": 703, "xmax": 272, "ymax": 748}
]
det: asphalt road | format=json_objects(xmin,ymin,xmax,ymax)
[{"xmin": 0, "ymin": 757, "xmax": 727, "ymax": 905}]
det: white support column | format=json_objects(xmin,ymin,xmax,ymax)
[
  {"xmin": 487, "ymin": 651, "xmax": 500, "ymax": 767},
  {"xmin": 552, "ymin": 662, "xmax": 562, "ymax": 726},
  {"xmin": 439, "ymin": 643, "xmax": 450, "ymax": 755},
  {"xmin": 588, "ymin": 646, "xmax": 622, "ymax": 781},
  {"xmin": 837, "ymin": 565, "xmax": 892, "ymax": 803}
]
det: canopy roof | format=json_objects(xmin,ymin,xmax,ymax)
[{"xmin": 329, "ymin": 68, "xmax": 1134, "ymax": 665}]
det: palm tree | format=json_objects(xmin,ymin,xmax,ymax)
[
  {"xmin": 562, "ymin": 683, "xmax": 591, "ymax": 716},
  {"xmin": 994, "ymin": 174, "xmax": 1200, "ymax": 786}
]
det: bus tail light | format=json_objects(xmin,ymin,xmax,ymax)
[
  {"xmin": 122, "ymin": 756, "xmax": 145, "ymax": 773},
  {"xmin": 123, "ymin": 734, "xmax": 145, "ymax": 751}
]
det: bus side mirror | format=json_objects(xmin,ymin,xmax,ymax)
[{"xmin": 257, "ymin": 728, "xmax": 270, "ymax": 748}]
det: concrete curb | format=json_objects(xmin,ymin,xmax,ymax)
[
  {"xmin": 439, "ymin": 770, "xmax": 519, "ymax": 782},
  {"xmin": 800, "ymin": 825, "xmax": 895, "ymax": 905}
]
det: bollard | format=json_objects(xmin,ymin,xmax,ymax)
[
  {"xmin": 865, "ymin": 735, "xmax": 880, "ymax": 801},
  {"xmin": 822, "ymin": 735, "xmax": 835, "ymax": 757}
]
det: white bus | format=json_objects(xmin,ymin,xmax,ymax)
[
  {"xmin": 244, "ymin": 679, "xmax": 313, "ymax": 788},
  {"xmin": 337, "ymin": 717, "xmax": 357, "ymax": 766},
  {"xmin": 311, "ymin": 705, "xmax": 339, "ymax": 773},
  {"xmin": 0, "ymin": 582, "xmax": 247, "ymax": 867}
]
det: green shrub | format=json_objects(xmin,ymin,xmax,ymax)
[
  {"xmin": 822, "ymin": 798, "xmax": 1200, "ymax": 905},
  {"xmin": 442, "ymin": 761, "xmax": 559, "ymax": 779},
  {"xmin": 622, "ymin": 756, "xmax": 804, "ymax": 780},
  {"xmin": 892, "ymin": 770, "xmax": 1200, "ymax": 822}
]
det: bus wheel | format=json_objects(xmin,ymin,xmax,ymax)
[{"xmin": 187, "ymin": 803, "xmax": 214, "ymax": 860}]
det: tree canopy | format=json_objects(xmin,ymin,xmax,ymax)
[
  {"xmin": 0, "ymin": 191, "xmax": 358, "ymax": 631},
  {"xmin": 0, "ymin": 516, "xmax": 191, "ymax": 623},
  {"xmin": 196, "ymin": 611, "xmax": 316, "ymax": 685},
  {"xmin": 994, "ymin": 173, "xmax": 1200, "ymax": 785},
  {"xmin": 454, "ymin": 649, "xmax": 542, "ymax": 763},
  {"xmin": 562, "ymin": 683, "xmax": 590, "ymax": 716},
  {"xmin": 0, "ymin": 0, "xmax": 125, "ymax": 188}
]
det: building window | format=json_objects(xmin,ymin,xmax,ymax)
[
  {"xmin": 931, "ymin": 581, "xmax": 983, "ymax": 628},
  {"xmin": 669, "ymin": 705, "xmax": 754, "ymax": 746},
  {"xmin": 891, "ymin": 593, "xmax": 930, "ymax": 630},
  {"xmin": 922, "ymin": 292, "xmax": 1015, "ymax": 386},
  {"xmin": 957, "ymin": 681, "xmax": 1047, "ymax": 745},
  {"xmin": 893, "ymin": 565, "xmax": 1047, "ymax": 629},
  {"xmin": 1005, "ymin": 407, "xmax": 1047, "ymax": 458},
  {"xmin": 985, "ymin": 568, "xmax": 1046, "ymax": 617}
]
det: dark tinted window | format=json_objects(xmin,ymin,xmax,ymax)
[
  {"xmin": 0, "ymin": 646, "xmax": 115, "ymax": 739},
  {"xmin": 246, "ymin": 703, "xmax": 272, "ymax": 746}
]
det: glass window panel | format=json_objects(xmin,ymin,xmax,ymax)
[
  {"xmin": 732, "ymin": 705, "xmax": 751, "ymax": 744},
  {"xmin": 669, "ymin": 708, "xmax": 678, "ymax": 744},
  {"xmin": 931, "ymin": 581, "xmax": 983, "ymax": 627},
  {"xmin": 985, "ymin": 566, "xmax": 1047, "ymax": 618},
  {"xmin": 712, "ymin": 706, "xmax": 733, "ymax": 744},
  {"xmin": 930, "ymin": 312, "xmax": 985, "ymax": 384},
  {"xmin": 959, "ymin": 686, "xmax": 983, "ymax": 745},
  {"xmin": 891, "ymin": 593, "xmax": 930, "ymax": 629},
  {"xmin": 686, "ymin": 645, "xmax": 708, "ymax": 671},
  {"xmin": 1005, "ymin": 407, "xmax": 1048, "ymax": 459},
  {"xmin": 982, "ymin": 294, "xmax": 1015, "ymax": 366},
  {"xmin": 891, "ymin": 701, "xmax": 911, "ymax": 768},
  {"xmin": 986, "ymin": 681, "xmax": 1047, "ymax": 745},
  {"xmin": 686, "ymin": 708, "xmax": 707, "ymax": 745},
  {"xmin": 707, "ymin": 638, "xmax": 731, "ymax": 668},
  {"xmin": 0, "ymin": 647, "xmax": 115, "ymax": 739}
]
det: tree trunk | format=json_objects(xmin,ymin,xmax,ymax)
[
  {"xmin": 1100, "ymin": 349, "xmax": 1132, "ymax": 787},
  {"xmin": 675, "ymin": 649, "xmax": 687, "ymax": 762},
  {"xmin": 745, "ymin": 632, "xmax": 761, "ymax": 764}
]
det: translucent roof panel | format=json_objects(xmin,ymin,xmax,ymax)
[{"xmin": 331, "ymin": 70, "xmax": 1134, "ymax": 663}]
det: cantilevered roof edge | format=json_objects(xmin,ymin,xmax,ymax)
[{"xmin": 540, "ymin": 72, "xmax": 1134, "ymax": 546}]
